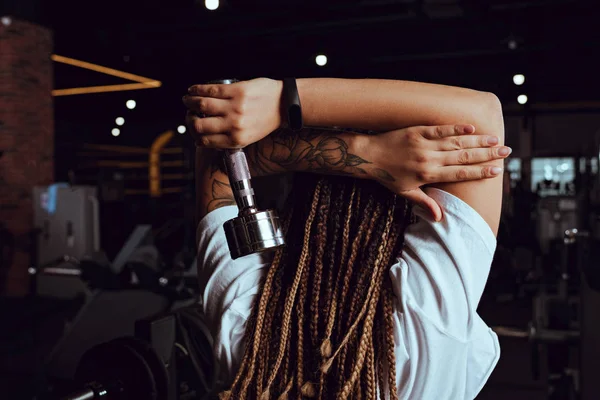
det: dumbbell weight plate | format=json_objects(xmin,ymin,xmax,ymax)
[{"xmin": 75, "ymin": 339, "xmax": 157, "ymax": 399}]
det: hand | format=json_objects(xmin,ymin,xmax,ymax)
[
  {"xmin": 368, "ymin": 124, "xmax": 511, "ymax": 221},
  {"xmin": 183, "ymin": 78, "xmax": 283, "ymax": 149}
]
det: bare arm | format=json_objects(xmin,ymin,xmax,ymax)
[
  {"xmin": 431, "ymin": 96, "xmax": 505, "ymax": 235},
  {"xmin": 188, "ymin": 78, "xmax": 505, "ymax": 233},
  {"xmin": 196, "ymin": 128, "xmax": 374, "ymax": 221},
  {"xmin": 296, "ymin": 78, "xmax": 496, "ymax": 133}
]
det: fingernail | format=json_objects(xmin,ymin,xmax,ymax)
[
  {"xmin": 498, "ymin": 146, "xmax": 512, "ymax": 156},
  {"xmin": 187, "ymin": 86, "xmax": 195, "ymax": 93},
  {"xmin": 464, "ymin": 125, "xmax": 475, "ymax": 134},
  {"xmin": 487, "ymin": 136, "xmax": 499, "ymax": 145},
  {"xmin": 491, "ymin": 167, "xmax": 503, "ymax": 175}
]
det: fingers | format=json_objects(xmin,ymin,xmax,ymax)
[
  {"xmin": 420, "ymin": 124, "xmax": 475, "ymax": 140},
  {"xmin": 400, "ymin": 188, "xmax": 443, "ymax": 222},
  {"xmin": 187, "ymin": 83, "xmax": 237, "ymax": 99},
  {"xmin": 435, "ymin": 165, "xmax": 504, "ymax": 183},
  {"xmin": 437, "ymin": 134, "xmax": 500, "ymax": 151},
  {"xmin": 444, "ymin": 146, "xmax": 512, "ymax": 165},
  {"xmin": 182, "ymin": 95, "xmax": 229, "ymax": 116},
  {"xmin": 186, "ymin": 111, "xmax": 228, "ymax": 136}
]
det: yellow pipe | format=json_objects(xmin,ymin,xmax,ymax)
[
  {"xmin": 149, "ymin": 131, "xmax": 174, "ymax": 197},
  {"xmin": 53, "ymin": 82, "xmax": 161, "ymax": 97}
]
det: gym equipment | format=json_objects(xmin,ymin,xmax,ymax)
[
  {"xmin": 206, "ymin": 79, "xmax": 285, "ymax": 260},
  {"xmin": 493, "ymin": 227, "xmax": 600, "ymax": 400},
  {"xmin": 33, "ymin": 185, "xmax": 100, "ymax": 268},
  {"xmin": 60, "ymin": 307, "xmax": 216, "ymax": 400}
]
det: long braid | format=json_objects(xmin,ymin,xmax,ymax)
[
  {"xmin": 310, "ymin": 183, "xmax": 331, "ymax": 346},
  {"xmin": 320, "ymin": 183, "xmax": 357, "ymax": 358},
  {"xmin": 375, "ymin": 304, "xmax": 386, "ymax": 400},
  {"xmin": 238, "ymin": 248, "xmax": 285, "ymax": 400},
  {"xmin": 366, "ymin": 336, "xmax": 376, "ymax": 400},
  {"xmin": 323, "ymin": 185, "xmax": 345, "ymax": 323},
  {"xmin": 257, "ymin": 258, "xmax": 284, "ymax": 395},
  {"xmin": 336, "ymin": 194, "xmax": 374, "ymax": 391},
  {"xmin": 382, "ymin": 286, "xmax": 399, "ymax": 400},
  {"xmin": 346, "ymin": 201, "xmax": 383, "ymax": 325},
  {"xmin": 260, "ymin": 180, "xmax": 323, "ymax": 398},
  {"xmin": 296, "ymin": 244, "xmax": 311, "ymax": 395}
]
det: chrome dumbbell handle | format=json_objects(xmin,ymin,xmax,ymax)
[{"xmin": 224, "ymin": 149, "xmax": 257, "ymax": 213}]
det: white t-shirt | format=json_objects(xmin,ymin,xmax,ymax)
[{"xmin": 196, "ymin": 188, "xmax": 500, "ymax": 400}]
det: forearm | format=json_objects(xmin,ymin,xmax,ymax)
[
  {"xmin": 195, "ymin": 147, "xmax": 235, "ymax": 222},
  {"xmin": 195, "ymin": 127, "xmax": 389, "ymax": 221},
  {"xmin": 245, "ymin": 127, "xmax": 392, "ymax": 182},
  {"xmin": 297, "ymin": 78, "xmax": 497, "ymax": 133}
]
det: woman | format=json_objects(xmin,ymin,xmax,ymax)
[{"xmin": 184, "ymin": 78, "xmax": 508, "ymax": 399}]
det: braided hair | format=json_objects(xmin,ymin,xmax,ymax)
[{"xmin": 221, "ymin": 173, "xmax": 412, "ymax": 400}]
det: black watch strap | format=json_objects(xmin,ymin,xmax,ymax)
[{"xmin": 282, "ymin": 78, "xmax": 303, "ymax": 131}]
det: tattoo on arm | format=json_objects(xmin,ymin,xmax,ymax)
[
  {"xmin": 246, "ymin": 127, "xmax": 395, "ymax": 182},
  {"xmin": 206, "ymin": 178, "xmax": 236, "ymax": 215}
]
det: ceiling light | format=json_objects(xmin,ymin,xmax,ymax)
[
  {"xmin": 112, "ymin": 128, "xmax": 121, "ymax": 137},
  {"xmin": 315, "ymin": 54, "xmax": 328, "ymax": 66},
  {"xmin": 126, "ymin": 100, "xmax": 136, "ymax": 110},
  {"xmin": 513, "ymin": 74, "xmax": 525, "ymax": 86},
  {"xmin": 177, "ymin": 125, "xmax": 186, "ymax": 134},
  {"xmin": 116, "ymin": 117, "xmax": 125, "ymax": 126},
  {"xmin": 517, "ymin": 94, "xmax": 528, "ymax": 105},
  {"xmin": 205, "ymin": 0, "xmax": 219, "ymax": 10}
]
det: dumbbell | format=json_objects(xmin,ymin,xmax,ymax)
[{"xmin": 207, "ymin": 79, "xmax": 285, "ymax": 259}]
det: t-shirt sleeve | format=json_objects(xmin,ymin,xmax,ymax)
[
  {"xmin": 196, "ymin": 206, "xmax": 272, "ymax": 381},
  {"xmin": 389, "ymin": 188, "xmax": 500, "ymax": 399}
]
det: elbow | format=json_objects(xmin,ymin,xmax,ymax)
[{"xmin": 480, "ymin": 92, "xmax": 505, "ymax": 143}]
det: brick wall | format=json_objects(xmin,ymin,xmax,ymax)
[{"xmin": 0, "ymin": 17, "xmax": 53, "ymax": 296}]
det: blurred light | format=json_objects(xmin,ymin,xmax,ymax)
[
  {"xmin": 513, "ymin": 74, "xmax": 525, "ymax": 86},
  {"xmin": 28, "ymin": 267, "xmax": 36, "ymax": 275},
  {"xmin": 508, "ymin": 39, "xmax": 518, "ymax": 50},
  {"xmin": 517, "ymin": 94, "xmax": 528, "ymax": 105},
  {"xmin": 1, "ymin": 16, "xmax": 12, "ymax": 26},
  {"xmin": 126, "ymin": 100, "xmax": 136, "ymax": 109},
  {"xmin": 116, "ymin": 117, "xmax": 125, "ymax": 126},
  {"xmin": 112, "ymin": 128, "xmax": 121, "ymax": 137},
  {"xmin": 177, "ymin": 125, "xmax": 186, "ymax": 134},
  {"xmin": 315, "ymin": 54, "xmax": 328, "ymax": 66},
  {"xmin": 557, "ymin": 162, "xmax": 571, "ymax": 173},
  {"xmin": 205, "ymin": 0, "xmax": 219, "ymax": 10}
]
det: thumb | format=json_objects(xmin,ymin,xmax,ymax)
[{"xmin": 400, "ymin": 188, "xmax": 443, "ymax": 222}]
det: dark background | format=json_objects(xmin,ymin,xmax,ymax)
[
  {"xmin": 5, "ymin": 0, "xmax": 600, "ymax": 149},
  {"xmin": 2, "ymin": 0, "xmax": 600, "ymax": 399}
]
